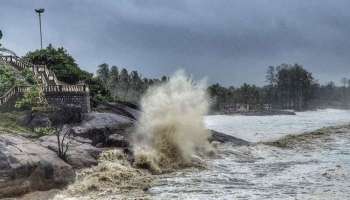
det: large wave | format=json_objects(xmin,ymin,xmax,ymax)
[{"xmin": 133, "ymin": 70, "xmax": 213, "ymax": 173}]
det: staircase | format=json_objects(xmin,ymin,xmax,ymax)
[
  {"xmin": 0, "ymin": 55, "xmax": 59, "ymax": 85},
  {"xmin": 0, "ymin": 55, "xmax": 91, "ymax": 112}
]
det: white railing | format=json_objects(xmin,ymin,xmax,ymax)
[
  {"xmin": 0, "ymin": 55, "xmax": 90, "ymax": 107},
  {"xmin": 0, "ymin": 86, "xmax": 30, "ymax": 106}
]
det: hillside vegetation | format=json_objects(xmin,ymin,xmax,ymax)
[
  {"xmin": 0, "ymin": 112, "xmax": 31, "ymax": 134},
  {"xmin": 0, "ymin": 62, "xmax": 35, "ymax": 96}
]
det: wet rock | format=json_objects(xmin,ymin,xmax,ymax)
[
  {"xmin": 19, "ymin": 111, "xmax": 51, "ymax": 128},
  {"xmin": 239, "ymin": 110, "xmax": 296, "ymax": 116},
  {"xmin": 0, "ymin": 134, "xmax": 75, "ymax": 198},
  {"xmin": 94, "ymin": 101, "xmax": 141, "ymax": 120},
  {"xmin": 49, "ymin": 105, "xmax": 83, "ymax": 126},
  {"xmin": 107, "ymin": 134, "xmax": 129, "ymax": 148},
  {"xmin": 39, "ymin": 135, "xmax": 102, "ymax": 169},
  {"xmin": 71, "ymin": 112, "xmax": 134, "ymax": 147},
  {"xmin": 208, "ymin": 130, "xmax": 250, "ymax": 146}
]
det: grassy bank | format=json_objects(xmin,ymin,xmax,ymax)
[{"xmin": 0, "ymin": 111, "xmax": 32, "ymax": 135}]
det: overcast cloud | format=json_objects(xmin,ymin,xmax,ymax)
[{"xmin": 0, "ymin": 0, "xmax": 349, "ymax": 86}]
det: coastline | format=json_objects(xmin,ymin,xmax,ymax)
[
  {"xmin": 209, "ymin": 109, "xmax": 296, "ymax": 116},
  {"xmin": 6, "ymin": 122, "xmax": 350, "ymax": 200}
]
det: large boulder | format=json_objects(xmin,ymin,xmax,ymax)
[
  {"xmin": 94, "ymin": 101, "xmax": 141, "ymax": 120},
  {"xmin": 19, "ymin": 111, "xmax": 51, "ymax": 128},
  {"xmin": 71, "ymin": 112, "xmax": 135, "ymax": 148},
  {"xmin": 49, "ymin": 105, "xmax": 83, "ymax": 126},
  {"xmin": 208, "ymin": 130, "xmax": 250, "ymax": 146},
  {"xmin": 0, "ymin": 134, "xmax": 75, "ymax": 198},
  {"xmin": 39, "ymin": 135, "xmax": 102, "ymax": 169}
]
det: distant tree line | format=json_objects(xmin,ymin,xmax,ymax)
[
  {"xmin": 5, "ymin": 42, "xmax": 348, "ymax": 111},
  {"xmin": 209, "ymin": 64, "xmax": 350, "ymax": 112},
  {"xmin": 94, "ymin": 63, "xmax": 168, "ymax": 103}
]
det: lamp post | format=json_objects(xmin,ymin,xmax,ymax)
[{"xmin": 35, "ymin": 8, "xmax": 45, "ymax": 49}]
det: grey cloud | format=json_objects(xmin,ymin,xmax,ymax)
[{"xmin": 0, "ymin": 0, "xmax": 349, "ymax": 86}]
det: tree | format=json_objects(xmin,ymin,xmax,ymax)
[
  {"xmin": 0, "ymin": 65, "xmax": 16, "ymax": 95},
  {"xmin": 265, "ymin": 66, "xmax": 276, "ymax": 86},
  {"xmin": 96, "ymin": 63, "xmax": 110, "ymax": 87},
  {"xmin": 0, "ymin": 30, "xmax": 2, "ymax": 47},
  {"xmin": 274, "ymin": 64, "xmax": 314, "ymax": 110},
  {"xmin": 23, "ymin": 44, "xmax": 92, "ymax": 84},
  {"xmin": 119, "ymin": 68, "xmax": 130, "ymax": 101},
  {"xmin": 108, "ymin": 66, "xmax": 120, "ymax": 100},
  {"xmin": 15, "ymin": 85, "xmax": 48, "ymax": 110},
  {"xmin": 341, "ymin": 77, "xmax": 348, "ymax": 88},
  {"xmin": 86, "ymin": 77, "xmax": 111, "ymax": 103},
  {"xmin": 265, "ymin": 66, "xmax": 277, "ymax": 106},
  {"xmin": 0, "ymin": 30, "xmax": 17, "ymax": 56},
  {"xmin": 55, "ymin": 126, "xmax": 73, "ymax": 162},
  {"xmin": 340, "ymin": 78, "xmax": 348, "ymax": 105}
]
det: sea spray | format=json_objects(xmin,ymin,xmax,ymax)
[
  {"xmin": 53, "ymin": 149, "xmax": 153, "ymax": 200},
  {"xmin": 133, "ymin": 70, "xmax": 213, "ymax": 173}
]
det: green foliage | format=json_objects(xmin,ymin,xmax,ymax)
[
  {"xmin": 208, "ymin": 64, "xmax": 316, "ymax": 112},
  {"xmin": 94, "ymin": 63, "xmax": 168, "ymax": 104},
  {"xmin": 0, "ymin": 64, "xmax": 16, "ymax": 96},
  {"xmin": 86, "ymin": 77, "xmax": 112, "ymax": 102},
  {"xmin": 208, "ymin": 83, "xmax": 262, "ymax": 111},
  {"xmin": 209, "ymin": 63, "xmax": 350, "ymax": 112},
  {"xmin": 23, "ymin": 44, "xmax": 92, "ymax": 84},
  {"xmin": 15, "ymin": 85, "xmax": 46, "ymax": 110},
  {"xmin": 0, "ymin": 112, "xmax": 31, "ymax": 134},
  {"xmin": 268, "ymin": 64, "xmax": 314, "ymax": 110},
  {"xmin": 20, "ymin": 68, "xmax": 36, "ymax": 85},
  {"xmin": 33, "ymin": 127, "xmax": 55, "ymax": 137}
]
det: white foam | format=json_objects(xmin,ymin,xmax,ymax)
[{"xmin": 205, "ymin": 109, "xmax": 350, "ymax": 142}]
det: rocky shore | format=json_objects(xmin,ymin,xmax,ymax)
[
  {"xmin": 0, "ymin": 103, "xmax": 244, "ymax": 198},
  {"xmin": 2, "ymin": 109, "xmax": 349, "ymax": 199},
  {"xmin": 238, "ymin": 109, "xmax": 296, "ymax": 116}
]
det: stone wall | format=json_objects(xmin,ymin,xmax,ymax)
[{"xmin": 45, "ymin": 92, "xmax": 91, "ymax": 113}]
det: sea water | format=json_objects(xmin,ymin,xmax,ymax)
[{"xmin": 150, "ymin": 109, "xmax": 350, "ymax": 200}]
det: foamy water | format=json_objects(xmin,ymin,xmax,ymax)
[
  {"xmin": 205, "ymin": 109, "xmax": 350, "ymax": 142},
  {"xmin": 150, "ymin": 109, "xmax": 350, "ymax": 200}
]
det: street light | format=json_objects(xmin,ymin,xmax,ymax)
[{"xmin": 35, "ymin": 8, "xmax": 45, "ymax": 49}]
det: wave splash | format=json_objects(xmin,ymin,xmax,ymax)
[{"xmin": 133, "ymin": 70, "xmax": 213, "ymax": 173}]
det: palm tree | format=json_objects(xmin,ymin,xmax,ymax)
[{"xmin": 0, "ymin": 30, "xmax": 17, "ymax": 56}]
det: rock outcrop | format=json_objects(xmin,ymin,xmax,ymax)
[
  {"xmin": 18, "ymin": 111, "xmax": 51, "ymax": 128},
  {"xmin": 39, "ymin": 135, "xmax": 102, "ymax": 169},
  {"xmin": 71, "ymin": 112, "xmax": 135, "ymax": 148},
  {"xmin": 208, "ymin": 130, "xmax": 250, "ymax": 146},
  {"xmin": 0, "ymin": 134, "xmax": 75, "ymax": 198}
]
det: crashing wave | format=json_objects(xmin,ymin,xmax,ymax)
[{"xmin": 132, "ymin": 70, "xmax": 214, "ymax": 173}]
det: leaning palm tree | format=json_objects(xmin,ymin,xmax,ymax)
[{"xmin": 0, "ymin": 30, "xmax": 17, "ymax": 57}]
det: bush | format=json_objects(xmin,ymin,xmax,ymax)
[
  {"xmin": 33, "ymin": 127, "xmax": 55, "ymax": 137},
  {"xmin": 23, "ymin": 44, "xmax": 92, "ymax": 84},
  {"xmin": 0, "ymin": 64, "xmax": 16, "ymax": 95},
  {"xmin": 21, "ymin": 68, "xmax": 36, "ymax": 85},
  {"xmin": 15, "ymin": 85, "xmax": 47, "ymax": 110}
]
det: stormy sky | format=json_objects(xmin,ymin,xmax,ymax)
[{"xmin": 0, "ymin": 0, "xmax": 349, "ymax": 86}]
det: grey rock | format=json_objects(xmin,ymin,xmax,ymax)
[
  {"xmin": 71, "ymin": 112, "xmax": 134, "ymax": 147},
  {"xmin": 208, "ymin": 130, "xmax": 250, "ymax": 146},
  {"xmin": 0, "ymin": 134, "xmax": 75, "ymax": 198},
  {"xmin": 18, "ymin": 111, "xmax": 51, "ymax": 128},
  {"xmin": 39, "ymin": 135, "xmax": 102, "ymax": 169},
  {"xmin": 94, "ymin": 101, "xmax": 141, "ymax": 120},
  {"xmin": 49, "ymin": 105, "xmax": 83, "ymax": 126},
  {"xmin": 107, "ymin": 134, "xmax": 128, "ymax": 147}
]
